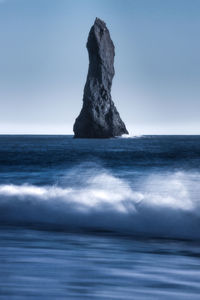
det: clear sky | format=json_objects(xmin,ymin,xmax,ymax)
[{"xmin": 0, "ymin": 0, "xmax": 199, "ymax": 134}]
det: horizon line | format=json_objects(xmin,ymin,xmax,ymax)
[{"xmin": 0, "ymin": 133, "xmax": 200, "ymax": 136}]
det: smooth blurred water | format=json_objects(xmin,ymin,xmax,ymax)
[{"xmin": 0, "ymin": 135, "xmax": 200, "ymax": 299}]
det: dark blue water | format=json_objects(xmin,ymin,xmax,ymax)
[{"xmin": 1, "ymin": 135, "xmax": 200, "ymax": 299}]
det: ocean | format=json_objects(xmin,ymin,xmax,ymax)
[{"xmin": 0, "ymin": 135, "xmax": 200, "ymax": 299}]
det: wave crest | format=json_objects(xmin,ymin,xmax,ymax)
[{"xmin": 0, "ymin": 171, "xmax": 200, "ymax": 239}]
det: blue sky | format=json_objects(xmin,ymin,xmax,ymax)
[{"xmin": 0, "ymin": 0, "xmax": 199, "ymax": 134}]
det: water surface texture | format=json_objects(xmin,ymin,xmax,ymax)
[{"xmin": 1, "ymin": 135, "xmax": 200, "ymax": 299}]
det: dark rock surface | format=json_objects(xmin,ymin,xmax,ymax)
[{"xmin": 73, "ymin": 18, "xmax": 129, "ymax": 138}]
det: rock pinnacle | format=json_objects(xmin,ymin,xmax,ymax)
[{"xmin": 73, "ymin": 18, "xmax": 129, "ymax": 138}]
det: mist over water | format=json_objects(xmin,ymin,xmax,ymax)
[{"xmin": 1, "ymin": 135, "xmax": 200, "ymax": 299}]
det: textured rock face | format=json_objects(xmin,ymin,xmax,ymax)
[{"xmin": 73, "ymin": 18, "xmax": 128, "ymax": 138}]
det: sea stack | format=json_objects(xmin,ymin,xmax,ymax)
[{"xmin": 73, "ymin": 18, "xmax": 128, "ymax": 138}]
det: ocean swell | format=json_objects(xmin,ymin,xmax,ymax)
[{"xmin": 0, "ymin": 171, "xmax": 200, "ymax": 239}]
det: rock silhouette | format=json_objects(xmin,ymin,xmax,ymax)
[{"xmin": 73, "ymin": 18, "xmax": 128, "ymax": 138}]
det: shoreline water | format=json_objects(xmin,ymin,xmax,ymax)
[{"xmin": 1, "ymin": 135, "xmax": 200, "ymax": 299}]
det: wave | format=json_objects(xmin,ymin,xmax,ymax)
[{"xmin": 0, "ymin": 170, "xmax": 200, "ymax": 239}]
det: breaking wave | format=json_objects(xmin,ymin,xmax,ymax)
[{"xmin": 0, "ymin": 170, "xmax": 200, "ymax": 239}]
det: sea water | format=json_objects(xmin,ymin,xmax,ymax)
[{"xmin": 0, "ymin": 135, "xmax": 200, "ymax": 299}]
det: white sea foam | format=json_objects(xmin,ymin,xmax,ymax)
[
  {"xmin": 0, "ymin": 171, "xmax": 200, "ymax": 239},
  {"xmin": 120, "ymin": 134, "xmax": 143, "ymax": 138}
]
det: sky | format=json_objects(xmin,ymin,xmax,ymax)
[{"xmin": 0, "ymin": 0, "xmax": 200, "ymax": 135}]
